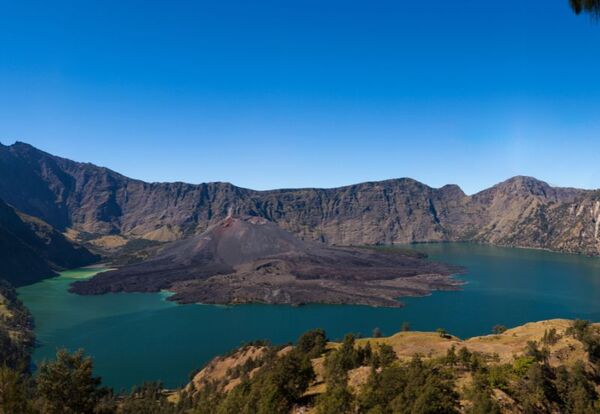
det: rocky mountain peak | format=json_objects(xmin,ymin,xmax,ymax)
[{"xmin": 491, "ymin": 176, "xmax": 551, "ymax": 195}]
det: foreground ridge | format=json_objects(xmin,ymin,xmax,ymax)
[
  {"xmin": 181, "ymin": 318, "xmax": 600, "ymax": 413},
  {"xmin": 3, "ymin": 317, "xmax": 599, "ymax": 413}
]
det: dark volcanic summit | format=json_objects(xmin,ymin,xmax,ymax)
[
  {"xmin": 158, "ymin": 215, "xmax": 307, "ymax": 267},
  {"xmin": 71, "ymin": 216, "xmax": 462, "ymax": 307}
]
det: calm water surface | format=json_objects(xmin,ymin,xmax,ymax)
[{"xmin": 17, "ymin": 243, "xmax": 600, "ymax": 390}]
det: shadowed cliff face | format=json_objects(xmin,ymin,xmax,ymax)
[
  {"xmin": 70, "ymin": 216, "xmax": 463, "ymax": 307},
  {"xmin": 0, "ymin": 142, "xmax": 598, "ymax": 255},
  {"xmin": 0, "ymin": 198, "xmax": 98, "ymax": 286}
]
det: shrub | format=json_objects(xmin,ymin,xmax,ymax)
[
  {"xmin": 487, "ymin": 364, "xmax": 511, "ymax": 391},
  {"xmin": 445, "ymin": 345, "xmax": 457, "ymax": 366},
  {"xmin": 512, "ymin": 356, "xmax": 536, "ymax": 377},
  {"xmin": 436, "ymin": 328, "xmax": 449, "ymax": 338},
  {"xmin": 458, "ymin": 347, "xmax": 472, "ymax": 367},
  {"xmin": 524, "ymin": 341, "xmax": 549, "ymax": 362}
]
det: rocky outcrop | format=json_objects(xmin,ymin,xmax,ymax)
[
  {"xmin": 0, "ymin": 141, "xmax": 598, "ymax": 255},
  {"xmin": 0, "ymin": 198, "xmax": 98, "ymax": 286}
]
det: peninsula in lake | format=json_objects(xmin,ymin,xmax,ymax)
[{"xmin": 70, "ymin": 215, "xmax": 463, "ymax": 307}]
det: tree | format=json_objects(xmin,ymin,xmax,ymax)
[
  {"xmin": 445, "ymin": 345, "xmax": 457, "ymax": 366},
  {"xmin": 0, "ymin": 328, "xmax": 29, "ymax": 370},
  {"xmin": 269, "ymin": 352, "xmax": 315, "ymax": 404},
  {"xmin": 566, "ymin": 319, "xmax": 600, "ymax": 363},
  {"xmin": 555, "ymin": 362, "xmax": 599, "ymax": 414},
  {"xmin": 189, "ymin": 385, "xmax": 223, "ymax": 414},
  {"xmin": 411, "ymin": 376, "xmax": 459, "ymax": 414},
  {"xmin": 376, "ymin": 344, "xmax": 397, "ymax": 367},
  {"xmin": 437, "ymin": 328, "xmax": 449, "ymax": 338},
  {"xmin": 358, "ymin": 354, "xmax": 460, "ymax": 414},
  {"xmin": 315, "ymin": 382, "xmax": 353, "ymax": 414},
  {"xmin": 466, "ymin": 387, "xmax": 501, "ymax": 414},
  {"xmin": 211, "ymin": 349, "xmax": 315, "ymax": 414},
  {"xmin": 567, "ymin": 319, "xmax": 591, "ymax": 341},
  {"xmin": 570, "ymin": 0, "xmax": 600, "ymax": 16},
  {"xmin": 358, "ymin": 365, "xmax": 410, "ymax": 412},
  {"xmin": 517, "ymin": 363, "xmax": 558, "ymax": 412},
  {"xmin": 357, "ymin": 342, "xmax": 373, "ymax": 367},
  {"xmin": 492, "ymin": 325, "xmax": 507, "ymax": 335},
  {"xmin": 464, "ymin": 369, "xmax": 502, "ymax": 414},
  {"xmin": 324, "ymin": 334, "xmax": 360, "ymax": 386},
  {"xmin": 295, "ymin": 329, "xmax": 327, "ymax": 359},
  {"xmin": 0, "ymin": 365, "xmax": 34, "ymax": 414},
  {"xmin": 36, "ymin": 349, "xmax": 106, "ymax": 414}
]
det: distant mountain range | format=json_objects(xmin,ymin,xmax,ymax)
[{"xmin": 0, "ymin": 141, "xmax": 599, "ymax": 256}]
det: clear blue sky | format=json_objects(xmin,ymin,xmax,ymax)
[{"xmin": 1, "ymin": 0, "xmax": 599, "ymax": 193}]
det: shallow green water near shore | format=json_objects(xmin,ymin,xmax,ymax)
[{"xmin": 17, "ymin": 244, "xmax": 600, "ymax": 390}]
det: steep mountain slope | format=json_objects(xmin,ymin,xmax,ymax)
[
  {"xmin": 0, "ymin": 279, "xmax": 34, "ymax": 368},
  {"xmin": 70, "ymin": 216, "xmax": 462, "ymax": 307},
  {"xmin": 464, "ymin": 178, "xmax": 600, "ymax": 254},
  {"xmin": 0, "ymin": 198, "xmax": 97, "ymax": 286},
  {"xmin": 0, "ymin": 141, "xmax": 598, "ymax": 255}
]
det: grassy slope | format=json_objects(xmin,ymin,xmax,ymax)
[{"xmin": 183, "ymin": 319, "xmax": 599, "ymax": 412}]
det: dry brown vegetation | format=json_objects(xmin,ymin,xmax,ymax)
[{"xmin": 183, "ymin": 319, "xmax": 600, "ymax": 413}]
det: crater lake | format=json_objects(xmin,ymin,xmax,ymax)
[{"xmin": 17, "ymin": 243, "xmax": 600, "ymax": 390}]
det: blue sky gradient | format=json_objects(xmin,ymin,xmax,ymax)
[{"xmin": 1, "ymin": 0, "xmax": 599, "ymax": 193}]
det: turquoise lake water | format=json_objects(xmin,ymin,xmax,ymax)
[{"xmin": 17, "ymin": 243, "xmax": 600, "ymax": 390}]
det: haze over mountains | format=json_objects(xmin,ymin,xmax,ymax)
[{"xmin": 0, "ymin": 141, "xmax": 599, "ymax": 257}]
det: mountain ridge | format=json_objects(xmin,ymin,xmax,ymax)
[
  {"xmin": 0, "ymin": 197, "xmax": 98, "ymax": 286},
  {"xmin": 0, "ymin": 142, "xmax": 598, "ymax": 255}
]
